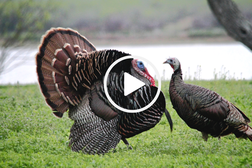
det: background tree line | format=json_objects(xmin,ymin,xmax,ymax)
[
  {"xmin": 1, "ymin": 0, "xmax": 251, "ymax": 42},
  {"xmin": 0, "ymin": 0, "xmax": 251, "ymax": 75}
]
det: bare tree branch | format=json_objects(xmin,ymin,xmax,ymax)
[
  {"xmin": 207, "ymin": 0, "xmax": 252, "ymax": 51},
  {"xmin": 0, "ymin": 0, "xmax": 55, "ymax": 76}
]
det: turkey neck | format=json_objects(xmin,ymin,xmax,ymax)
[
  {"xmin": 170, "ymin": 68, "xmax": 184, "ymax": 93},
  {"xmin": 169, "ymin": 67, "xmax": 189, "ymax": 119}
]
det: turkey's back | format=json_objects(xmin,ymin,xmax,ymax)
[{"xmin": 169, "ymin": 72, "xmax": 231, "ymax": 137}]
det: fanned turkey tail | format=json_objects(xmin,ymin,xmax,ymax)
[
  {"xmin": 36, "ymin": 27, "xmax": 96, "ymax": 117},
  {"xmin": 36, "ymin": 27, "xmax": 129, "ymax": 118}
]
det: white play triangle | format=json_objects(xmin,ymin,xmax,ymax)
[{"xmin": 124, "ymin": 72, "xmax": 145, "ymax": 96}]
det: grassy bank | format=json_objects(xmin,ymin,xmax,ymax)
[{"xmin": 0, "ymin": 80, "xmax": 252, "ymax": 167}]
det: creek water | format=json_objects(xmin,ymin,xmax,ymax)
[{"xmin": 0, "ymin": 42, "xmax": 251, "ymax": 85}]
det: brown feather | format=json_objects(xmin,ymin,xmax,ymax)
[
  {"xmin": 74, "ymin": 45, "xmax": 81, "ymax": 53},
  {"xmin": 166, "ymin": 57, "xmax": 252, "ymax": 141},
  {"xmin": 63, "ymin": 43, "xmax": 76, "ymax": 65},
  {"xmin": 55, "ymin": 49, "xmax": 70, "ymax": 64},
  {"xmin": 42, "ymin": 78, "xmax": 54, "ymax": 85},
  {"xmin": 62, "ymin": 33, "xmax": 75, "ymax": 47},
  {"xmin": 53, "ymin": 73, "xmax": 65, "ymax": 83},
  {"xmin": 52, "ymin": 97, "xmax": 65, "ymax": 106},
  {"xmin": 46, "ymin": 91, "xmax": 61, "ymax": 99},
  {"xmin": 90, "ymin": 87, "xmax": 118, "ymax": 121},
  {"xmin": 41, "ymin": 61, "xmax": 62, "ymax": 75},
  {"xmin": 37, "ymin": 27, "xmax": 98, "ymax": 114},
  {"xmin": 43, "ymin": 83, "xmax": 56, "ymax": 92},
  {"xmin": 49, "ymin": 31, "xmax": 66, "ymax": 47},
  {"xmin": 39, "ymin": 53, "xmax": 53, "ymax": 63},
  {"xmin": 57, "ymin": 103, "xmax": 69, "ymax": 113},
  {"xmin": 52, "ymin": 60, "xmax": 67, "ymax": 74}
]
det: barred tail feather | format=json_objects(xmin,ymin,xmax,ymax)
[
  {"xmin": 246, "ymin": 130, "xmax": 252, "ymax": 141},
  {"xmin": 68, "ymin": 94, "xmax": 121, "ymax": 154},
  {"xmin": 235, "ymin": 124, "xmax": 252, "ymax": 141},
  {"xmin": 36, "ymin": 27, "xmax": 96, "ymax": 117}
]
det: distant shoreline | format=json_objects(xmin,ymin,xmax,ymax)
[
  {"xmin": 84, "ymin": 35, "xmax": 235, "ymax": 46},
  {"xmin": 23, "ymin": 35, "xmax": 236, "ymax": 48}
]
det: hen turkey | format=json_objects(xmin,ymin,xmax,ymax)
[
  {"xmin": 164, "ymin": 57, "xmax": 252, "ymax": 141},
  {"xmin": 36, "ymin": 27, "xmax": 173, "ymax": 154}
]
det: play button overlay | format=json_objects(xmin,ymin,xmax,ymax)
[
  {"xmin": 124, "ymin": 72, "xmax": 145, "ymax": 96},
  {"xmin": 103, "ymin": 55, "xmax": 161, "ymax": 113}
]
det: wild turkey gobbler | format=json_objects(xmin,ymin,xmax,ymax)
[
  {"xmin": 36, "ymin": 27, "xmax": 173, "ymax": 154},
  {"xmin": 164, "ymin": 57, "xmax": 252, "ymax": 141}
]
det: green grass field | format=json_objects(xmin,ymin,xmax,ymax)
[{"xmin": 1, "ymin": 80, "xmax": 252, "ymax": 167}]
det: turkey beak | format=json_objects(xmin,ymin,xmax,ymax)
[
  {"xmin": 163, "ymin": 59, "xmax": 171, "ymax": 64},
  {"xmin": 163, "ymin": 60, "xmax": 169, "ymax": 64}
]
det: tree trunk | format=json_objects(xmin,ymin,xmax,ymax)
[{"xmin": 207, "ymin": 0, "xmax": 252, "ymax": 51}]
